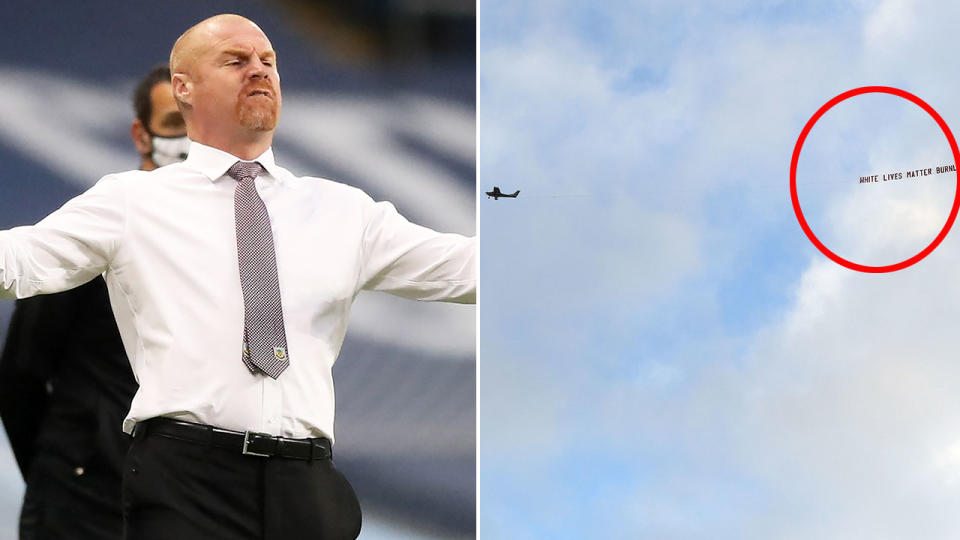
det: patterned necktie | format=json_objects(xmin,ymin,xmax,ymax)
[{"xmin": 228, "ymin": 161, "xmax": 290, "ymax": 379}]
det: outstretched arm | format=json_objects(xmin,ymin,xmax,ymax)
[
  {"xmin": 358, "ymin": 198, "xmax": 475, "ymax": 304},
  {"xmin": 0, "ymin": 176, "xmax": 126, "ymax": 299}
]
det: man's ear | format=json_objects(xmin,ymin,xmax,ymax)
[
  {"xmin": 130, "ymin": 118, "xmax": 151, "ymax": 155},
  {"xmin": 171, "ymin": 73, "xmax": 192, "ymax": 106}
]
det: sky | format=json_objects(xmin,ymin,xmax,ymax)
[{"xmin": 478, "ymin": 1, "xmax": 960, "ymax": 538}]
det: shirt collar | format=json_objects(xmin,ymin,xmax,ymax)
[{"xmin": 184, "ymin": 140, "xmax": 282, "ymax": 183}]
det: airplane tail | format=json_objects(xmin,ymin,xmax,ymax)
[{"xmin": 512, "ymin": 190, "xmax": 520, "ymax": 197}]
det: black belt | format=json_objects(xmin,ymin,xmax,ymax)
[{"xmin": 135, "ymin": 417, "xmax": 332, "ymax": 461}]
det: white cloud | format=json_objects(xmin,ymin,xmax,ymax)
[
  {"xmin": 864, "ymin": 0, "xmax": 918, "ymax": 55},
  {"xmin": 728, "ymin": 252, "xmax": 960, "ymax": 538}
]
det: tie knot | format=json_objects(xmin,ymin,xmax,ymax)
[{"xmin": 227, "ymin": 161, "xmax": 265, "ymax": 182}]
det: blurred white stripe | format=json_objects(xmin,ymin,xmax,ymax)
[{"xmin": 281, "ymin": 95, "xmax": 475, "ymax": 234}]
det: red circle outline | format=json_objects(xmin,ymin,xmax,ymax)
[{"xmin": 790, "ymin": 86, "xmax": 960, "ymax": 273}]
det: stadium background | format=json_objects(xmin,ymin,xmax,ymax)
[{"xmin": 0, "ymin": 1, "xmax": 475, "ymax": 538}]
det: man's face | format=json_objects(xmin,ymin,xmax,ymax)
[
  {"xmin": 131, "ymin": 81, "xmax": 188, "ymax": 170},
  {"xmin": 189, "ymin": 20, "xmax": 281, "ymax": 133},
  {"xmin": 148, "ymin": 82, "xmax": 186, "ymax": 137}
]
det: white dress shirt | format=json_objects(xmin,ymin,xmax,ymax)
[{"xmin": 0, "ymin": 141, "xmax": 475, "ymax": 441}]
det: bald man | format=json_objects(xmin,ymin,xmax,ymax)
[{"xmin": 0, "ymin": 13, "xmax": 475, "ymax": 540}]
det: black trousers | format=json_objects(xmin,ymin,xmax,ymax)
[
  {"xmin": 122, "ymin": 424, "xmax": 362, "ymax": 540},
  {"xmin": 20, "ymin": 453, "xmax": 125, "ymax": 540}
]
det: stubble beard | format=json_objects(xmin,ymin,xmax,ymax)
[{"xmin": 237, "ymin": 98, "xmax": 279, "ymax": 131}]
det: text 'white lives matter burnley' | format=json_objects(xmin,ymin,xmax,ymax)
[{"xmin": 858, "ymin": 163, "xmax": 957, "ymax": 184}]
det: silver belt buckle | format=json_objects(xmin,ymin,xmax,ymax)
[{"xmin": 242, "ymin": 431, "xmax": 273, "ymax": 457}]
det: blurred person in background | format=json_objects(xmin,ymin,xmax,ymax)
[{"xmin": 0, "ymin": 64, "xmax": 187, "ymax": 540}]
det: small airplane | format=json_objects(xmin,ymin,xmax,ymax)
[{"xmin": 486, "ymin": 186, "xmax": 520, "ymax": 200}]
